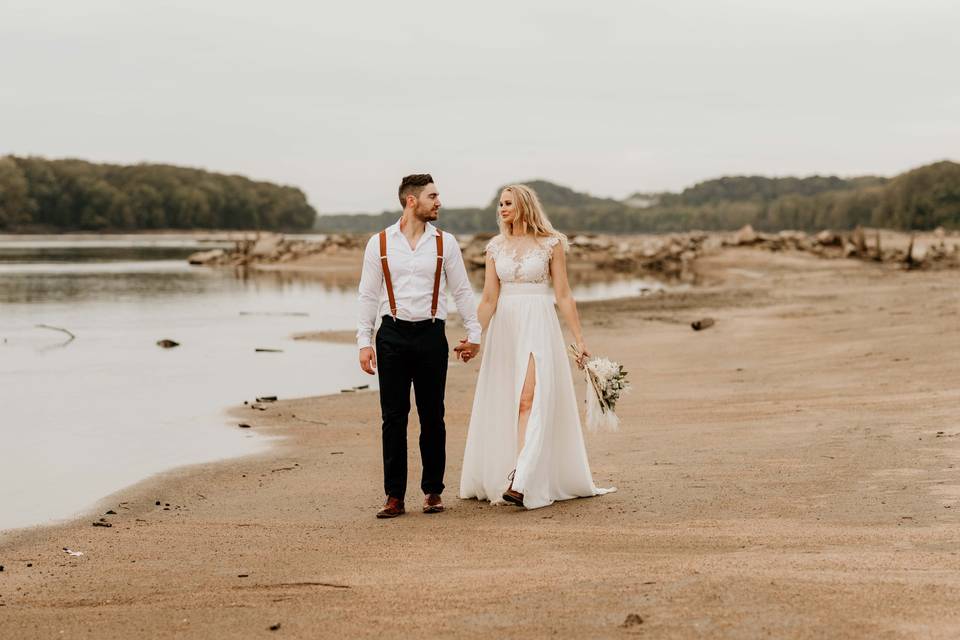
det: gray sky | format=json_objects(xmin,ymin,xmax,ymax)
[{"xmin": 2, "ymin": 0, "xmax": 958, "ymax": 213}]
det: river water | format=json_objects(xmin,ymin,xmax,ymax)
[{"xmin": 0, "ymin": 236, "xmax": 658, "ymax": 532}]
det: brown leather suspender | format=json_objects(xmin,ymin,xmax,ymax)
[
  {"xmin": 379, "ymin": 229, "xmax": 444, "ymax": 320},
  {"xmin": 378, "ymin": 230, "xmax": 397, "ymax": 317},
  {"xmin": 431, "ymin": 233, "xmax": 444, "ymax": 319}
]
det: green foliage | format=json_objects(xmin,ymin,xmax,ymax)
[
  {"xmin": 493, "ymin": 180, "xmax": 624, "ymax": 209},
  {"xmin": 0, "ymin": 157, "xmax": 33, "ymax": 228},
  {"xmin": 662, "ymin": 174, "xmax": 887, "ymax": 207},
  {"xmin": 4, "ymin": 155, "xmax": 954, "ymax": 234},
  {"xmin": 316, "ymin": 162, "xmax": 959, "ymax": 234},
  {"xmin": 0, "ymin": 156, "xmax": 317, "ymax": 231},
  {"xmin": 876, "ymin": 161, "xmax": 960, "ymax": 229}
]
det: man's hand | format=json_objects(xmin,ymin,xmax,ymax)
[
  {"xmin": 359, "ymin": 346, "xmax": 377, "ymax": 375},
  {"xmin": 453, "ymin": 338, "xmax": 480, "ymax": 363}
]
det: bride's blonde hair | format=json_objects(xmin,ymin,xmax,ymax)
[{"xmin": 497, "ymin": 184, "xmax": 569, "ymax": 249}]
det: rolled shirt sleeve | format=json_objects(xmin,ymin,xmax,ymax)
[
  {"xmin": 444, "ymin": 233, "xmax": 482, "ymax": 344},
  {"xmin": 356, "ymin": 235, "xmax": 383, "ymax": 349}
]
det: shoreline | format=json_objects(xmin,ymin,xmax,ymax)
[
  {"xmin": 2, "ymin": 249, "xmax": 959, "ymax": 637},
  {"xmin": 0, "ymin": 287, "xmax": 643, "ymax": 541},
  {"xmin": 0, "ymin": 288, "xmax": 641, "ymax": 542},
  {"xmin": 0, "ymin": 409, "xmax": 280, "ymax": 544},
  {"xmin": 0, "ymin": 246, "xmax": 661, "ymax": 538}
]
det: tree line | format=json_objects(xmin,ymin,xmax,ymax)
[
  {"xmin": 0, "ymin": 156, "xmax": 316, "ymax": 231},
  {"xmin": 316, "ymin": 161, "xmax": 960, "ymax": 234},
  {"xmin": 3, "ymin": 156, "xmax": 955, "ymax": 234}
]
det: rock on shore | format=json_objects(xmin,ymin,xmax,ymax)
[
  {"xmin": 187, "ymin": 228, "xmax": 960, "ymax": 276},
  {"xmin": 187, "ymin": 233, "xmax": 364, "ymax": 268},
  {"xmin": 723, "ymin": 224, "xmax": 960, "ymax": 269}
]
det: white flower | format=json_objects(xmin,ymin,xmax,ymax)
[{"xmin": 569, "ymin": 345, "xmax": 632, "ymax": 432}]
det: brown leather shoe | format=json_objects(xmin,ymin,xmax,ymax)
[
  {"xmin": 502, "ymin": 488, "xmax": 524, "ymax": 506},
  {"xmin": 376, "ymin": 496, "xmax": 405, "ymax": 518},
  {"xmin": 502, "ymin": 470, "xmax": 524, "ymax": 507},
  {"xmin": 423, "ymin": 494, "xmax": 444, "ymax": 514}
]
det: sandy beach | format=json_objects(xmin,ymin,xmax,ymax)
[{"xmin": 2, "ymin": 247, "xmax": 959, "ymax": 638}]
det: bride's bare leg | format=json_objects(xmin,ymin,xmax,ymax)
[{"xmin": 516, "ymin": 354, "xmax": 537, "ymax": 461}]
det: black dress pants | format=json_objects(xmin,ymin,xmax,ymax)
[{"xmin": 375, "ymin": 315, "xmax": 448, "ymax": 499}]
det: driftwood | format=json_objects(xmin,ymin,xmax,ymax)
[
  {"xmin": 851, "ymin": 226, "xmax": 868, "ymax": 256},
  {"xmin": 691, "ymin": 318, "xmax": 716, "ymax": 331},
  {"xmin": 36, "ymin": 324, "xmax": 76, "ymax": 341},
  {"xmin": 904, "ymin": 234, "xmax": 915, "ymax": 268},
  {"xmin": 156, "ymin": 339, "xmax": 180, "ymax": 349}
]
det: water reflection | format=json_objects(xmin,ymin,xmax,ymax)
[
  {"xmin": 239, "ymin": 261, "xmax": 665, "ymax": 298},
  {"xmin": 230, "ymin": 265, "xmax": 363, "ymax": 293},
  {"xmin": 0, "ymin": 246, "xmax": 213, "ymax": 264},
  {"xmin": 0, "ymin": 261, "xmax": 361, "ymax": 305},
  {"xmin": 0, "ymin": 243, "xmax": 370, "ymax": 532}
]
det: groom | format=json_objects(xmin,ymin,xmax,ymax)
[{"xmin": 357, "ymin": 174, "xmax": 481, "ymax": 518}]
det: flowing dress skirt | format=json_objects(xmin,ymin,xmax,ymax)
[{"xmin": 459, "ymin": 282, "xmax": 615, "ymax": 509}]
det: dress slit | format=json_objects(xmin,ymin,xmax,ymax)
[{"xmin": 511, "ymin": 351, "xmax": 540, "ymax": 501}]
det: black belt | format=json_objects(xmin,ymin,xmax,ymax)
[{"xmin": 382, "ymin": 315, "xmax": 444, "ymax": 327}]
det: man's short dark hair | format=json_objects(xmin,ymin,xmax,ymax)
[{"xmin": 398, "ymin": 174, "xmax": 434, "ymax": 207}]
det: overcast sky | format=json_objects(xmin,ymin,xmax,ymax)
[{"xmin": 2, "ymin": 0, "xmax": 958, "ymax": 213}]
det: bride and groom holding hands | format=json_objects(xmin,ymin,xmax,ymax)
[{"xmin": 356, "ymin": 174, "xmax": 614, "ymax": 518}]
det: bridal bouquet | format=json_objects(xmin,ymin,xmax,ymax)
[{"xmin": 569, "ymin": 345, "xmax": 630, "ymax": 432}]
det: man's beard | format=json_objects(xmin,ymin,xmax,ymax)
[{"xmin": 415, "ymin": 205, "xmax": 439, "ymax": 222}]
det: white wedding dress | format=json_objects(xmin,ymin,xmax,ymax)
[{"xmin": 459, "ymin": 234, "xmax": 616, "ymax": 509}]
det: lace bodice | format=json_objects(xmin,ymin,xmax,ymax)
[{"xmin": 486, "ymin": 234, "xmax": 561, "ymax": 284}]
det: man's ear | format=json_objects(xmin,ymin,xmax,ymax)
[{"xmin": 405, "ymin": 194, "xmax": 416, "ymax": 209}]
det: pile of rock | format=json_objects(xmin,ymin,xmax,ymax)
[
  {"xmin": 188, "ymin": 233, "xmax": 364, "ymax": 267},
  {"xmin": 459, "ymin": 232, "xmax": 716, "ymax": 280},
  {"xmin": 724, "ymin": 224, "xmax": 833, "ymax": 253},
  {"xmin": 917, "ymin": 235, "xmax": 960, "ymax": 266},
  {"xmin": 577, "ymin": 233, "xmax": 716, "ymax": 280},
  {"xmin": 188, "ymin": 227, "xmax": 959, "ymax": 274},
  {"xmin": 725, "ymin": 225, "xmax": 960, "ymax": 269},
  {"xmin": 458, "ymin": 234, "xmax": 495, "ymax": 269}
]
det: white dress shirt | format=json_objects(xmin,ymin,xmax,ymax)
[{"xmin": 356, "ymin": 220, "xmax": 482, "ymax": 349}]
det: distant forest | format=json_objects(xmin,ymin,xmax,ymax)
[
  {"xmin": 316, "ymin": 161, "xmax": 960, "ymax": 234},
  {"xmin": 0, "ymin": 156, "xmax": 316, "ymax": 231},
  {"xmin": 3, "ymin": 156, "xmax": 957, "ymax": 234}
]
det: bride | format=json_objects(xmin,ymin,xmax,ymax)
[{"xmin": 458, "ymin": 184, "xmax": 615, "ymax": 509}]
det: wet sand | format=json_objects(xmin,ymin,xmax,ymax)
[{"xmin": 2, "ymin": 248, "xmax": 959, "ymax": 638}]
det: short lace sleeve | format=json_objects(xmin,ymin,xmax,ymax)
[
  {"xmin": 485, "ymin": 235, "xmax": 505, "ymax": 259},
  {"xmin": 540, "ymin": 235, "xmax": 561, "ymax": 252}
]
